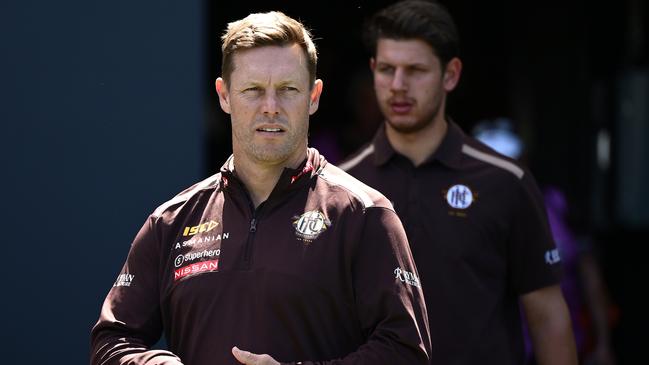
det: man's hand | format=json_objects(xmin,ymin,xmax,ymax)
[{"xmin": 232, "ymin": 346, "xmax": 280, "ymax": 365}]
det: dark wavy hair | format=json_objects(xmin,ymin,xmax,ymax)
[{"xmin": 364, "ymin": 0, "xmax": 460, "ymax": 67}]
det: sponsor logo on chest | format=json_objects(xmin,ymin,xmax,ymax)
[
  {"xmin": 174, "ymin": 249, "xmax": 221, "ymax": 268},
  {"xmin": 175, "ymin": 218, "xmax": 230, "ymax": 250},
  {"xmin": 183, "ymin": 220, "xmax": 219, "ymax": 236},
  {"xmin": 173, "ymin": 218, "xmax": 228, "ymax": 281},
  {"xmin": 174, "ymin": 260, "xmax": 219, "ymax": 281},
  {"xmin": 175, "ymin": 233, "xmax": 230, "ymax": 250}
]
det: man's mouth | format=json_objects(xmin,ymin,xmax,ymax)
[
  {"xmin": 256, "ymin": 128, "xmax": 283, "ymax": 132},
  {"xmin": 255, "ymin": 125, "xmax": 286, "ymax": 135},
  {"xmin": 389, "ymin": 101, "xmax": 413, "ymax": 114}
]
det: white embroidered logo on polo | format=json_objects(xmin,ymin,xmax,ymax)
[{"xmin": 446, "ymin": 184, "xmax": 474, "ymax": 209}]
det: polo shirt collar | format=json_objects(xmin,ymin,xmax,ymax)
[
  {"xmin": 371, "ymin": 123, "xmax": 396, "ymax": 166},
  {"xmin": 428, "ymin": 120, "xmax": 465, "ymax": 169},
  {"xmin": 371, "ymin": 120, "xmax": 466, "ymax": 169}
]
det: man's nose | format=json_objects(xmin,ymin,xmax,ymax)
[
  {"xmin": 261, "ymin": 91, "xmax": 280, "ymax": 115},
  {"xmin": 390, "ymin": 68, "xmax": 408, "ymax": 92}
]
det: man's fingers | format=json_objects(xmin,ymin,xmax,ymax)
[
  {"xmin": 232, "ymin": 346, "xmax": 254, "ymax": 364},
  {"xmin": 232, "ymin": 346, "xmax": 279, "ymax": 365}
]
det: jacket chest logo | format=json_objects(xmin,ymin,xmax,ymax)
[
  {"xmin": 445, "ymin": 184, "xmax": 474, "ymax": 209},
  {"xmin": 293, "ymin": 210, "xmax": 330, "ymax": 243}
]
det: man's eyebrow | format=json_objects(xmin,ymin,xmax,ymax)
[
  {"xmin": 238, "ymin": 80, "xmax": 301, "ymax": 90},
  {"xmin": 234, "ymin": 80, "xmax": 264, "ymax": 90},
  {"xmin": 376, "ymin": 60, "xmax": 429, "ymax": 68},
  {"xmin": 276, "ymin": 80, "xmax": 299, "ymax": 87},
  {"xmin": 236, "ymin": 78, "xmax": 299, "ymax": 86}
]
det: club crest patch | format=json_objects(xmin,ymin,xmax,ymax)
[
  {"xmin": 445, "ymin": 184, "xmax": 474, "ymax": 209},
  {"xmin": 293, "ymin": 210, "xmax": 330, "ymax": 242}
]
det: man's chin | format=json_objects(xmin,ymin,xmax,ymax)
[
  {"xmin": 386, "ymin": 118, "xmax": 431, "ymax": 135},
  {"xmin": 248, "ymin": 146, "xmax": 303, "ymax": 166},
  {"xmin": 252, "ymin": 152, "xmax": 290, "ymax": 164}
]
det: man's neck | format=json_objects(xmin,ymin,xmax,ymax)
[
  {"xmin": 231, "ymin": 149, "xmax": 306, "ymax": 208},
  {"xmin": 385, "ymin": 117, "xmax": 448, "ymax": 166}
]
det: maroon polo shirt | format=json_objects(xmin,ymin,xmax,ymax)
[{"xmin": 341, "ymin": 122, "xmax": 562, "ymax": 365}]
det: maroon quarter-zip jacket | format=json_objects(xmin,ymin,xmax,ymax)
[{"xmin": 91, "ymin": 148, "xmax": 430, "ymax": 365}]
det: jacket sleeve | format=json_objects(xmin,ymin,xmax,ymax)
[
  {"xmin": 286, "ymin": 206, "xmax": 431, "ymax": 365},
  {"xmin": 90, "ymin": 215, "xmax": 183, "ymax": 365}
]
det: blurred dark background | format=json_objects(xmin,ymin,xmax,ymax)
[{"xmin": 1, "ymin": 0, "xmax": 646, "ymax": 363}]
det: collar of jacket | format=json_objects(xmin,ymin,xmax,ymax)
[{"xmin": 218, "ymin": 147, "xmax": 327, "ymax": 208}]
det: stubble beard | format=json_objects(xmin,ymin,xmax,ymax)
[
  {"xmin": 236, "ymin": 117, "xmax": 309, "ymax": 165},
  {"xmin": 384, "ymin": 99, "xmax": 442, "ymax": 135}
]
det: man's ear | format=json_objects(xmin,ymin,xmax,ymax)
[
  {"xmin": 215, "ymin": 77, "xmax": 231, "ymax": 114},
  {"xmin": 442, "ymin": 57, "xmax": 462, "ymax": 92},
  {"xmin": 308, "ymin": 79, "xmax": 324, "ymax": 115},
  {"xmin": 369, "ymin": 57, "xmax": 376, "ymax": 72}
]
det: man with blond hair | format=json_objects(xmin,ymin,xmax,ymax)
[{"xmin": 91, "ymin": 11, "xmax": 430, "ymax": 365}]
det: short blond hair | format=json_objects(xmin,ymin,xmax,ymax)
[{"xmin": 221, "ymin": 11, "xmax": 318, "ymax": 87}]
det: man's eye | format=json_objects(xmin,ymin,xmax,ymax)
[
  {"xmin": 243, "ymin": 87, "xmax": 261, "ymax": 92},
  {"xmin": 280, "ymin": 86, "xmax": 298, "ymax": 92},
  {"xmin": 377, "ymin": 66, "xmax": 394, "ymax": 74},
  {"xmin": 409, "ymin": 67, "xmax": 428, "ymax": 73}
]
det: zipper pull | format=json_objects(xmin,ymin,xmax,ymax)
[{"xmin": 249, "ymin": 218, "xmax": 257, "ymax": 233}]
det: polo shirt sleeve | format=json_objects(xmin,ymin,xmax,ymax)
[
  {"xmin": 287, "ymin": 206, "xmax": 430, "ymax": 365},
  {"xmin": 90, "ymin": 215, "xmax": 184, "ymax": 365},
  {"xmin": 508, "ymin": 173, "xmax": 562, "ymax": 295}
]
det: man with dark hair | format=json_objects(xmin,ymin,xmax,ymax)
[
  {"xmin": 91, "ymin": 11, "xmax": 430, "ymax": 365},
  {"xmin": 341, "ymin": 1, "xmax": 578, "ymax": 364}
]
